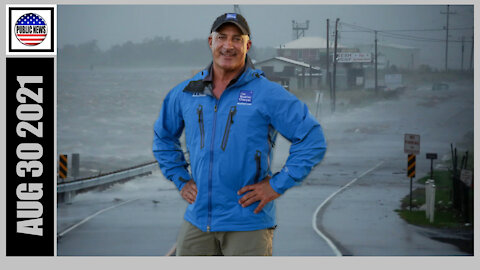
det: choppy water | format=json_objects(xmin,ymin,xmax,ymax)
[{"xmin": 58, "ymin": 66, "xmax": 201, "ymax": 176}]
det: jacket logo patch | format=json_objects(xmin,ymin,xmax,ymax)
[
  {"xmin": 237, "ymin": 90, "xmax": 253, "ymax": 105},
  {"xmin": 192, "ymin": 92, "xmax": 206, "ymax": 97}
]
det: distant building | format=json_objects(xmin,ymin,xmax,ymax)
[
  {"xmin": 277, "ymin": 36, "xmax": 349, "ymax": 68},
  {"xmin": 255, "ymin": 56, "xmax": 321, "ymax": 92},
  {"xmin": 276, "ymin": 37, "xmax": 365, "ymax": 90},
  {"xmin": 273, "ymin": 37, "xmax": 419, "ymax": 90}
]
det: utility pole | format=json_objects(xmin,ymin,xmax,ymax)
[
  {"xmin": 470, "ymin": 35, "xmax": 474, "ymax": 72},
  {"xmin": 326, "ymin": 19, "xmax": 330, "ymax": 96},
  {"xmin": 332, "ymin": 18, "xmax": 339, "ymax": 113},
  {"xmin": 374, "ymin": 30, "xmax": 378, "ymax": 95},
  {"xmin": 441, "ymin": 5, "xmax": 456, "ymax": 72},
  {"xmin": 461, "ymin": 36, "xmax": 465, "ymax": 71}
]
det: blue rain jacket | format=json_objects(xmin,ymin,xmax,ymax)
[{"xmin": 153, "ymin": 62, "xmax": 327, "ymax": 232}]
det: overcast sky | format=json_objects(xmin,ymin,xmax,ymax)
[{"xmin": 58, "ymin": 5, "xmax": 474, "ymax": 69}]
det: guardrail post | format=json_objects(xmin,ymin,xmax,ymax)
[{"xmin": 72, "ymin": 153, "xmax": 80, "ymax": 179}]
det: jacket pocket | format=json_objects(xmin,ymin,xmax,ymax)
[
  {"xmin": 196, "ymin": 104, "xmax": 205, "ymax": 149},
  {"xmin": 220, "ymin": 106, "xmax": 236, "ymax": 151},
  {"xmin": 254, "ymin": 150, "xmax": 261, "ymax": 183}
]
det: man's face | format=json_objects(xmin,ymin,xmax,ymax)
[{"xmin": 208, "ymin": 24, "xmax": 251, "ymax": 74}]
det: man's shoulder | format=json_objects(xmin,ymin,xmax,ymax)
[
  {"xmin": 170, "ymin": 69, "xmax": 208, "ymax": 94},
  {"xmin": 248, "ymin": 68, "xmax": 289, "ymax": 94}
]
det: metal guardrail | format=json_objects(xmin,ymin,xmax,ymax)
[{"xmin": 57, "ymin": 161, "xmax": 158, "ymax": 193}]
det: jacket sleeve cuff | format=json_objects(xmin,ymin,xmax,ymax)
[
  {"xmin": 269, "ymin": 169, "xmax": 299, "ymax": 194},
  {"xmin": 171, "ymin": 169, "xmax": 192, "ymax": 191}
]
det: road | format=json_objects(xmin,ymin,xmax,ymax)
[{"xmin": 57, "ymin": 80, "xmax": 473, "ymax": 256}]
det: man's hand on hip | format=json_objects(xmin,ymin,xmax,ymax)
[
  {"xmin": 237, "ymin": 175, "xmax": 280, "ymax": 214},
  {"xmin": 180, "ymin": 179, "xmax": 197, "ymax": 204}
]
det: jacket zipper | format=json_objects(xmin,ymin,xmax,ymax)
[
  {"xmin": 254, "ymin": 150, "xmax": 261, "ymax": 183},
  {"xmin": 220, "ymin": 106, "xmax": 237, "ymax": 151},
  {"xmin": 207, "ymin": 101, "xmax": 219, "ymax": 232},
  {"xmin": 196, "ymin": 104, "xmax": 205, "ymax": 149}
]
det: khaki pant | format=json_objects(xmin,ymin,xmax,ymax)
[{"xmin": 176, "ymin": 220, "xmax": 274, "ymax": 256}]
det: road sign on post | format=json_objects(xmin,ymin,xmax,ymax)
[
  {"xmin": 404, "ymin": 134, "xmax": 419, "ymax": 212},
  {"xmin": 426, "ymin": 153, "xmax": 437, "ymax": 179},
  {"xmin": 404, "ymin": 134, "xmax": 420, "ymax": 154}
]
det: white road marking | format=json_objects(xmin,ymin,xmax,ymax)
[
  {"xmin": 312, "ymin": 161, "xmax": 384, "ymax": 256},
  {"xmin": 58, "ymin": 198, "xmax": 138, "ymax": 238}
]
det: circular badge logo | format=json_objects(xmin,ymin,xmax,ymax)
[{"xmin": 15, "ymin": 13, "xmax": 48, "ymax": 46}]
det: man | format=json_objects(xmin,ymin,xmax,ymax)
[{"xmin": 153, "ymin": 13, "xmax": 326, "ymax": 256}]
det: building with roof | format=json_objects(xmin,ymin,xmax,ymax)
[
  {"xmin": 275, "ymin": 36, "xmax": 365, "ymax": 90},
  {"xmin": 277, "ymin": 36, "xmax": 349, "ymax": 68},
  {"xmin": 255, "ymin": 56, "xmax": 321, "ymax": 91}
]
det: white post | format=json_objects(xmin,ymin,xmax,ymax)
[{"xmin": 425, "ymin": 180, "xmax": 433, "ymax": 219}]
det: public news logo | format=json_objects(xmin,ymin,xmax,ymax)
[
  {"xmin": 7, "ymin": 6, "xmax": 55, "ymax": 54},
  {"xmin": 15, "ymin": 13, "xmax": 48, "ymax": 46}
]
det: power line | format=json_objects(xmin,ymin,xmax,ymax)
[
  {"xmin": 340, "ymin": 21, "xmax": 472, "ymax": 43},
  {"xmin": 340, "ymin": 27, "xmax": 472, "ymax": 32},
  {"xmin": 340, "ymin": 22, "xmax": 375, "ymax": 32}
]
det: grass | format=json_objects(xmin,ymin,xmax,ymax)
[
  {"xmin": 396, "ymin": 169, "xmax": 473, "ymax": 229},
  {"xmin": 396, "ymin": 209, "xmax": 465, "ymax": 228}
]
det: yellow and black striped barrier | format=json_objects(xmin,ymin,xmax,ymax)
[
  {"xmin": 407, "ymin": 154, "xmax": 416, "ymax": 211},
  {"xmin": 59, "ymin": 154, "xmax": 68, "ymax": 179},
  {"xmin": 407, "ymin": 154, "xmax": 416, "ymax": 178}
]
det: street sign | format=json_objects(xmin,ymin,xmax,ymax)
[
  {"xmin": 335, "ymin": 52, "xmax": 372, "ymax": 63},
  {"xmin": 404, "ymin": 134, "xmax": 420, "ymax": 154},
  {"xmin": 426, "ymin": 153, "xmax": 437, "ymax": 179},
  {"xmin": 460, "ymin": 169, "xmax": 473, "ymax": 187}
]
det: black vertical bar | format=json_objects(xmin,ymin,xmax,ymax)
[{"xmin": 6, "ymin": 58, "xmax": 54, "ymax": 256}]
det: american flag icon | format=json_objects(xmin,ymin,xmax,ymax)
[{"xmin": 15, "ymin": 13, "xmax": 47, "ymax": 46}]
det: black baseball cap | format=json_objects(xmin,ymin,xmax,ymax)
[{"xmin": 210, "ymin": 13, "xmax": 250, "ymax": 36}]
